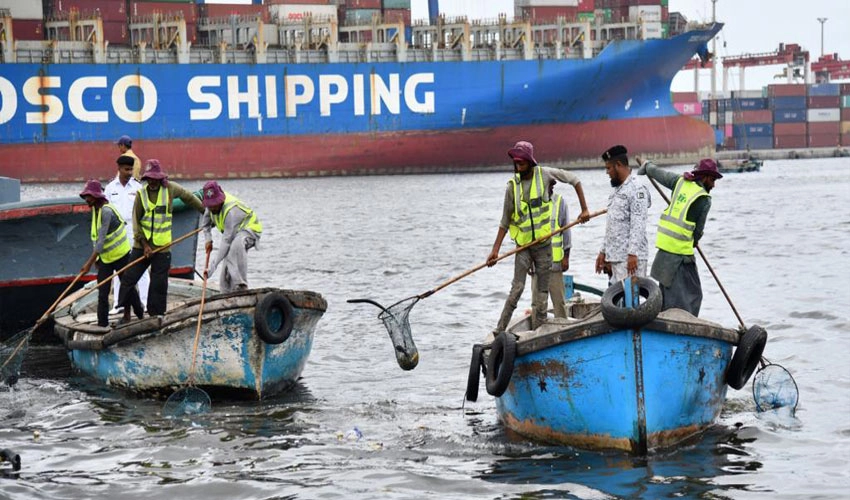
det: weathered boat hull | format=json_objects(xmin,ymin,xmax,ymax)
[
  {"xmin": 0, "ymin": 197, "xmax": 200, "ymax": 340},
  {"xmin": 494, "ymin": 310, "xmax": 737, "ymax": 453},
  {"xmin": 53, "ymin": 283, "xmax": 327, "ymax": 399}
]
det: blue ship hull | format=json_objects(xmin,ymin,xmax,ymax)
[
  {"xmin": 494, "ymin": 310, "xmax": 738, "ymax": 453},
  {"xmin": 0, "ymin": 26, "xmax": 722, "ymax": 181}
]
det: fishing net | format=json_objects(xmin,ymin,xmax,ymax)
[
  {"xmin": 162, "ymin": 387, "xmax": 212, "ymax": 417},
  {"xmin": 753, "ymin": 363, "xmax": 799, "ymax": 413},
  {"xmin": 378, "ymin": 297, "xmax": 420, "ymax": 371},
  {"xmin": 0, "ymin": 331, "xmax": 29, "ymax": 386}
]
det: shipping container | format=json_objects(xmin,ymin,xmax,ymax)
[
  {"xmin": 515, "ymin": 0, "xmax": 580, "ymax": 6},
  {"xmin": 842, "ymin": 133, "xmax": 850, "ymax": 146},
  {"xmin": 769, "ymin": 95, "xmax": 807, "ymax": 110},
  {"xmin": 382, "ymin": 8, "xmax": 410, "ymax": 25},
  {"xmin": 102, "ymin": 19, "xmax": 129, "ymax": 44},
  {"xmin": 734, "ymin": 135, "xmax": 773, "ymax": 150},
  {"xmin": 266, "ymin": 0, "xmax": 331, "ymax": 4},
  {"xmin": 732, "ymin": 110, "xmax": 771, "ymax": 124},
  {"xmin": 381, "ymin": 0, "xmax": 411, "ymax": 8},
  {"xmin": 807, "ymin": 108, "xmax": 841, "ymax": 122},
  {"xmin": 841, "ymin": 95, "xmax": 850, "ymax": 108},
  {"xmin": 671, "ymin": 91, "xmax": 698, "ymax": 103},
  {"xmin": 723, "ymin": 137, "xmax": 736, "ymax": 150},
  {"xmin": 807, "ymin": 95, "xmax": 840, "ymax": 109},
  {"xmin": 808, "ymin": 122, "xmax": 840, "ymax": 135},
  {"xmin": 0, "ymin": 0, "xmax": 43, "ymax": 19},
  {"xmin": 841, "ymin": 122, "xmax": 850, "ymax": 135},
  {"xmin": 841, "ymin": 83, "xmax": 850, "ymax": 95},
  {"xmin": 767, "ymin": 84, "xmax": 806, "ymax": 97},
  {"xmin": 578, "ymin": 0, "xmax": 595, "ymax": 11},
  {"xmin": 724, "ymin": 111, "xmax": 732, "ymax": 124},
  {"xmin": 628, "ymin": 5, "xmax": 661, "ymax": 22},
  {"xmin": 129, "ymin": 2, "xmax": 197, "ymax": 22},
  {"xmin": 6, "ymin": 19, "xmax": 43, "ymax": 40},
  {"xmin": 341, "ymin": 0, "xmax": 382, "ymax": 8},
  {"xmin": 673, "ymin": 102, "xmax": 701, "ymax": 115},
  {"xmin": 518, "ymin": 6, "xmax": 579, "ymax": 21},
  {"xmin": 774, "ymin": 135, "xmax": 806, "ymax": 149},
  {"xmin": 843, "ymin": 108, "xmax": 850, "ymax": 121},
  {"xmin": 807, "ymin": 134, "xmax": 840, "ymax": 148},
  {"xmin": 773, "ymin": 122, "xmax": 806, "ymax": 135},
  {"xmin": 729, "ymin": 97, "xmax": 766, "ymax": 110},
  {"xmin": 198, "ymin": 4, "xmax": 268, "ymax": 22},
  {"xmin": 708, "ymin": 111, "xmax": 717, "ymax": 126},
  {"xmin": 723, "ymin": 123, "xmax": 732, "ymax": 137},
  {"xmin": 343, "ymin": 8, "xmax": 380, "ymax": 25},
  {"xmin": 268, "ymin": 4, "xmax": 338, "ymax": 23},
  {"xmin": 576, "ymin": 12, "xmax": 594, "ymax": 22},
  {"xmin": 773, "ymin": 108, "xmax": 807, "ymax": 123},
  {"xmin": 808, "ymin": 83, "xmax": 840, "ymax": 97},
  {"xmin": 733, "ymin": 123, "xmax": 772, "ymax": 138},
  {"xmin": 52, "ymin": 0, "xmax": 127, "ymax": 22},
  {"xmin": 731, "ymin": 89, "xmax": 763, "ymax": 99}
]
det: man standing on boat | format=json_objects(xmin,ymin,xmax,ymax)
[
  {"xmin": 106, "ymin": 155, "xmax": 149, "ymax": 314},
  {"xmin": 487, "ymin": 141, "xmax": 591, "ymax": 333},
  {"xmin": 636, "ymin": 157, "xmax": 722, "ymax": 316},
  {"xmin": 78, "ymin": 180, "xmax": 144, "ymax": 327},
  {"xmin": 596, "ymin": 145, "xmax": 650, "ymax": 285},
  {"xmin": 200, "ymin": 181, "xmax": 263, "ymax": 293},
  {"xmin": 115, "ymin": 135, "xmax": 142, "ymax": 181},
  {"xmin": 530, "ymin": 179, "xmax": 572, "ymax": 318},
  {"xmin": 118, "ymin": 160, "xmax": 204, "ymax": 321}
]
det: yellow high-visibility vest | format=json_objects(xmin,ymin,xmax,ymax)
[
  {"xmin": 655, "ymin": 178, "xmax": 709, "ymax": 255},
  {"xmin": 139, "ymin": 185, "xmax": 173, "ymax": 246},
  {"xmin": 212, "ymin": 193, "xmax": 263, "ymax": 235},
  {"xmin": 508, "ymin": 166, "xmax": 552, "ymax": 246},
  {"xmin": 91, "ymin": 204, "xmax": 130, "ymax": 264}
]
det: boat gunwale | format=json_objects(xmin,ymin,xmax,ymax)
[{"xmin": 513, "ymin": 310, "xmax": 740, "ymax": 357}]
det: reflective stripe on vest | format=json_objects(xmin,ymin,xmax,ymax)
[
  {"xmin": 655, "ymin": 178, "xmax": 709, "ymax": 255},
  {"xmin": 212, "ymin": 193, "xmax": 263, "ymax": 234},
  {"xmin": 91, "ymin": 204, "xmax": 130, "ymax": 264},
  {"xmin": 508, "ymin": 166, "xmax": 552, "ymax": 246},
  {"xmin": 550, "ymin": 194, "xmax": 564, "ymax": 262},
  {"xmin": 139, "ymin": 186, "xmax": 173, "ymax": 246}
]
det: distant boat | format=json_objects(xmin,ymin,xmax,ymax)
[
  {"xmin": 718, "ymin": 158, "xmax": 762, "ymax": 173},
  {"xmin": 52, "ymin": 279, "xmax": 328, "ymax": 400},
  {"xmin": 467, "ymin": 278, "xmax": 765, "ymax": 454},
  {"xmin": 0, "ymin": 183, "xmax": 201, "ymax": 341}
]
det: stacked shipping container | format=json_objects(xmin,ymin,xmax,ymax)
[{"xmin": 689, "ymin": 83, "xmax": 850, "ymax": 151}]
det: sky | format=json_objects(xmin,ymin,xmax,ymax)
[{"xmin": 209, "ymin": 1, "xmax": 850, "ymax": 92}]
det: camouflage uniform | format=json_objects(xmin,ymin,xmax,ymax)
[{"xmin": 600, "ymin": 176, "xmax": 650, "ymax": 284}]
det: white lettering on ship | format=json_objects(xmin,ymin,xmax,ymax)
[{"xmin": 0, "ymin": 72, "xmax": 435, "ymax": 126}]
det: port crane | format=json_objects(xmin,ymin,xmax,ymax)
[
  {"xmin": 812, "ymin": 53, "xmax": 850, "ymax": 82},
  {"xmin": 681, "ymin": 43, "xmax": 813, "ymax": 93}
]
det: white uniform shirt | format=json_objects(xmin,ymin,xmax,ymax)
[{"xmin": 105, "ymin": 176, "xmax": 143, "ymax": 232}]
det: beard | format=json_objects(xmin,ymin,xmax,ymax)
[{"xmin": 610, "ymin": 177, "xmax": 623, "ymax": 187}]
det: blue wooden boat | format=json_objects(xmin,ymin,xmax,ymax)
[
  {"xmin": 51, "ymin": 279, "xmax": 327, "ymax": 399},
  {"xmin": 469, "ymin": 278, "xmax": 758, "ymax": 454},
  {"xmin": 0, "ymin": 177, "xmax": 201, "ymax": 341}
]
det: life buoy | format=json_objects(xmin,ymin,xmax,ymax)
[
  {"xmin": 465, "ymin": 344, "xmax": 484, "ymax": 402},
  {"xmin": 254, "ymin": 292, "xmax": 294, "ymax": 345},
  {"xmin": 600, "ymin": 277, "xmax": 663, "ymax": 328},
  {"xmin": 485, "ymin": 332, "xmax": 516, "ymax": 397},
  {"xmin": 726, "ymin": 325, "xmax": 767, "ymax": 390}
]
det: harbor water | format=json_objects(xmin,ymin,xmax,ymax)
[{"xmin": 2, "ymin": 157, "xmax": 849, "ymax": 499}]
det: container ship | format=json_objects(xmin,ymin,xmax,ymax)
[{"xmin": 0, "ymin": 0, "xmax": 720, "ymax": 183}]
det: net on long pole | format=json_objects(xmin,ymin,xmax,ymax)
[{"xmin": 0, "ymin": 330, "xmax": 29, "ymax": 386}]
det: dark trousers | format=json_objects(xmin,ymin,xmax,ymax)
[
  {"xmin": 119, "ymin": 248, "xmax": 171, "ymax": 316},
  {"xmin": 660, "ymin": 261, "xmax": 703, "ymax": 317},
  {"xmin": 97, "ymin": 253, "xmax": 142, "ymax": 326}
]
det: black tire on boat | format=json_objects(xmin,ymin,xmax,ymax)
[
  {"xmin": 600, "ymin": 277, "xmax": 662, "ymax": 328},
  {"xmin": 726, "ymin": 325, "xmax": 768, "ymax": 390},
  {"xmin": 255, "ymin": 292, "xmax": 295, "ymax": 345},
  {"xmin": 485, "ymin": 332, "xmax": 516, "ymax": 397},
  {"xmin": 465, "ymin": 344, "xmax": 484, "ymax": 402}
]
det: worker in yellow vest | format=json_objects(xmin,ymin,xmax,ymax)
[
  {"xmin": 79, "ymin": 179, "xmax": 144, "ymax": 327},
  {"xmin": 118, "ymin": 160, "xmax": 204, "ymax": 321},
  {"xmin": 530, "ymin": 179, "xmax": 572, "ymax": 318},
  {"xmin": 201, "ymin": 181, "xmax": 263, "ymax": 293},
  {"xmin": 487, "ymin": 141, "xmax": 590, "ymax": 332},
  {"xmin": 637, "ymin": 157, "xmax": 723, "ymax": 316}
]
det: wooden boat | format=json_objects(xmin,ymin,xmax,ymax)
[
  {"xmin": 467, "ymin": 278, "xmax": 763, "ymax": 454},
  {"xmin": 51, "ymin": 279, "xmax": 327, "ymax": 399},
  {"xmin": 0, "ymin": 177, "xmax": 201, "ymax": 341}
]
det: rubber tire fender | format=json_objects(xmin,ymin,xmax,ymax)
[
  {"xmin": 485, "ymin": 332, "xmax": 516, "ymax": 398},
  {"xmin": 465, "ymin": 344, "xmax": 484, "ymax": 402},
  {"xmin": 600, "ymin": 277, "xmax": 663, "ymax": 328},
  {"xmin": 726, "ymin": 325, "xmax": 767, "ymax": 390},
  {"xmin": 255, "ymin": 291, "xmax": 295, "ymax": 345}
]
